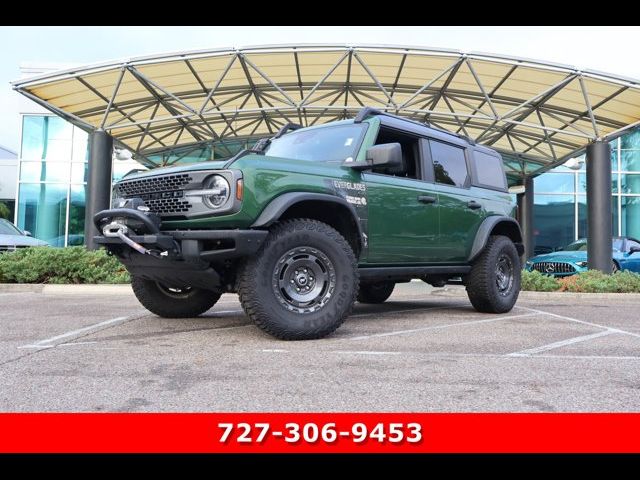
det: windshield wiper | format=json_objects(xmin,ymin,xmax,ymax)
[{"xmin": 249, "ymin": 122, "xmax": 303, "ymax": 154}]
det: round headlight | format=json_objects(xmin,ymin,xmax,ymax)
[{"xmin": 202, "ymin": 175, "xmax": 230, "ymax": 209}]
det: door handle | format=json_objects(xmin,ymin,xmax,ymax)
[
  {"xmin": 467, "ymin": 200, "xmax": 482, "ymax": 210},
  {"xmin": 417, "ymin": 195, "xmax": 437, "ymax": 204}
]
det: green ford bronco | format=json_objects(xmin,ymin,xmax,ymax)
[{"xmin": 95, "ymin": 107, "xmax": 523, "ymax": 340}]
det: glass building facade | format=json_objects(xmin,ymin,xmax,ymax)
[
  {"xmin": 14, "ymin": 114, "xmax": 640, "ymax": 251},
  {"xmin": 533, "ymin": 133, "xmax": 640, "ymax": 254},
  {"xmin": 17, "ymin": 115, "xmax": 89, "ymax": 247},
  {"xmin": 16, "ymin": 115, "xmax": 145, "ymax": 247}
]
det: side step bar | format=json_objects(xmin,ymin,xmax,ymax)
[{"xmin": 358, "ymin": 265, "xmax": 471, "ymax": 282}]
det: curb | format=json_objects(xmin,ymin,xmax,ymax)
[
  {"xmin": 517, "ymin": 290, "xmax": 640, "ymax": 302},
  {"xmin": 0, "ymin": 283, "xmax": 133, "ymax": 295},
  {"xmin": 0, "ymin": 284, "xmax": 45, "ymax": 293}
]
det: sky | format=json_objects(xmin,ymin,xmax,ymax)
[{"xmin": 1, "ymin": 25, "xmax": 639, "ymax": 151}]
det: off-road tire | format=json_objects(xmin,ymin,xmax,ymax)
[
  {"xmin": 131, "ymin": 276, "xmax": 221, "ymax": 318},
  {"xmin": 466, "ymin": 235, "xmax": 520, "ymax": 313},
  {"xmin": 357, "ymin": 281, "xmax": 395, "ymax": 304},
  {"xmin": 237, "ymin": 219, "xmax": 359, "ymax": 340}
]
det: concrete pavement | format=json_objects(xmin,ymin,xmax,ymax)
[{"xmin": 1, "ymin": 282, "xmax": 639, "ymax": 411}]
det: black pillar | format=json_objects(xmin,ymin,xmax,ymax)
[
  {"xmin": 586, "ymin": 140, "xmax": 612, "ymax": 273},
  {"xmin": 517, "ymin": 176, "xmax": 534, "ymax": 260},
  {"xmin": 84, "ymin": 130, "xmax": 113, "ymax": 250}
]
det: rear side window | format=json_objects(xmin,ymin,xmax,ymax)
[
  {"xmin": 429, "ymin": 140, "xmax": 468, "ymax": 188},
  {"xmin": 472, "ymin": 151, "xmax": 507, "ymax": 190}
]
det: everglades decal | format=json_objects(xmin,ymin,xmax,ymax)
[
  {"xmin": 326, "ymin": 179, "xmax": 369, "ymax": 250},
  {"xmin": 332, "ymin": 180, "xmax": 367, "ymax": 206}
]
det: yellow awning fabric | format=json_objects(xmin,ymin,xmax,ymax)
[{"xmin": 12, "ymin": 44, "xmax": 640, "ymax": 176}]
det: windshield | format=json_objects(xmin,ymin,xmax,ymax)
[
  {"xmin": 0, "ymin": 219, "xmax": 22, "ymax": 236},
  {"xmin": 560, "ymin": 238, "xmax": 624, "ymax": 252},
  {"xmin": 264, "ymin": 124, "xmax": 366, "ymax": 162}
]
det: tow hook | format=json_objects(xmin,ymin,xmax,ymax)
[{"xmin": 102, "ymin": 222, "xmax": 168, "ymax": 258}]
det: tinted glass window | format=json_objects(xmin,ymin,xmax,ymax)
[
  {"xmin": 17, "ymin": 183, "xmax": 68, "ymax": 247},
  {"xmin": 534, "ymin": 195, "xmax": 575, "ymax": 253},
  {"xmin": 265, "ymin": 124, "xmax": 365, "ymax": 162},
  {"xmin": 0, "ymin": 219, "xmax": 21, "ymax": 235},
  {"xmin": 613, "ymin": 238, "xmax": 624, "ymax": 252},
  {"xmin": 21, "ymin": 116, "xmax": 72, "ymax": 161},
  {"xmin": 429, "ymin": 140, "xmax": 468, "ymax": 187},
  {"xmin": 562, "ymin": 240, "xmax": 587, "ymax": 251},
  {"xmin": 473, "ymin": 151, "xmax": 506, "ymax": 190}
]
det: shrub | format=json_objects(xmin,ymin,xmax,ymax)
[
  {"xmin": 520, "ymin": 269, "xmax": 560, "ymax": 292},
  {"xmin": 558, "ymin": 269, "xmax": 640, "ymax": 293},
  {"xmin": 0, "ymin": 246, "xmax": 130, "ymax": 284},
  {"xmin": 0, "ymin": 201, "xmax": 10, "ymax": 220}
]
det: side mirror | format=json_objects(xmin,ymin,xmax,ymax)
[
  {"xmin": 630, "ymin": 246, "xmax": 640, "ymax": 254},
  {"xmin": 347, "ymin": 143, "xmax": 403, "ymax": 170},
  {"xmin": 24, "ymin": 230, "xmax": 32, "ymax": 237}
]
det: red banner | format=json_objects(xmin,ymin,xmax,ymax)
[{"xmin": 1, "ymin": 413, "xmax": 638, "ymax": 453}]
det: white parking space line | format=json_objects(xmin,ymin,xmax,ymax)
[
  {"xmin": 257, "ymin": 349, "xmax": 640, "ymax": 361},
  {"xmin": 18, "ymin": 315, "xmax": 140, "ymax": 349},
  {"xmin": 507, "ymin": 330, "xmax": 616, "ymax": 357},
  {"xmin": 334, "ymin": 350, "xmax": 401, "ymax": 356},
  {"xmin": 351, "ymin": 304, "xmax": 467, "ymax": 318},
  {"xmin": 345, "ymin": 312, "xmax": 540, "ymax": 340},
  {"xmin": 519, "ymin": 306, "xmax": 640, "ymax": 340}
]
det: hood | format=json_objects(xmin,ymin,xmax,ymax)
[
  {"xmin": 531, "ymin": 251, "xmax": 587, "ymax": 263},
  {"xmin": 121, "ymin": 160, "xmax": 231, "ymax": 180},
  {"xmin": 0, "ymin": 234, "xmax": 49, "ymax": 247}
]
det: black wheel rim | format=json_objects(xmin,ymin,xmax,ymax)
[
  {"xmin": 272, "ymin": 246, "xmax": 336, "ymax": 313},
  {"xmin": 156, "ymin": 282, "xmax": 193, "ymax": 298},
  {"xmin": 495, "ymin": 254, "xmax": 514, "ymax": 296}
]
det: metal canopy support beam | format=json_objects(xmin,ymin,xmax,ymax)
[
  {"xmin": 517, "ymin": 176, "xmax": 534, "ymax": 260},
  {"xmin": 586, "ymin": 141, "xmax": 613, "ymax": 273},
  {"xmin": 12, "ymin": 45, "xmax": 640, "ymax": 180},
  {"xmin": 84, "ymin": 130, "xmax": 113, "ymax": 250}
]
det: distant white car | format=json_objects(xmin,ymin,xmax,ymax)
[{"xmin": 0, "ymin": 219, "xmax": 49, "ymax": 252}]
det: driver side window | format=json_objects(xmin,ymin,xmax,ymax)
[{"xmin": 372, "ymin": 127, "xmax": 421, "ymax": 179}]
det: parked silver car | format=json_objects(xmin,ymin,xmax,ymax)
[{"xmin": 0, "ymin": 219, "xmax": 49, "ymax": 252}]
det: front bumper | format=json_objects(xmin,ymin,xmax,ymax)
[
  {"xmin": 525, "ymin": 263, "xmax": 585, "ymax": 277},
  {"xmin": 93, "ymin": 207, "xmax": 267, "ymax": 291}
]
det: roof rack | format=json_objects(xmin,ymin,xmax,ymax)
[{"xmin": 353, "ymin": 107, "xmax": 475, "ymax": 145}]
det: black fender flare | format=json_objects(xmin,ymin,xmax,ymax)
[
  {"xmin": 468, "ymin": 216, "xmax": 524, "ymax": 262},
  {"xmin": 251, "ymin": 192, "xmax": 366, "ymax": 250}
]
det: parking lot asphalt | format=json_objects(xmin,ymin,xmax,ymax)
[{"xmin": 1, "ymin": 282, "xmax": 639, "ymax": 412}]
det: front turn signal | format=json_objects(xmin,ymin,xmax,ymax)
[{"xmin": 236, "ymin": 178, "xmax": 244, "ymax": 201}]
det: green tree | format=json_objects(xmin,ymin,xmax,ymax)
[{"xmin": 0, "ymin": 201, "xmax": 10, "ymax": 220}]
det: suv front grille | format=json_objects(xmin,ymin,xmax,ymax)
[
  {"xmin": 532, "ymin": 262, "xmax": 576, "ymax": 274},
  {"xmin": 116, "ymin": 173, "xmax": 193, "ymax": 215}
]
